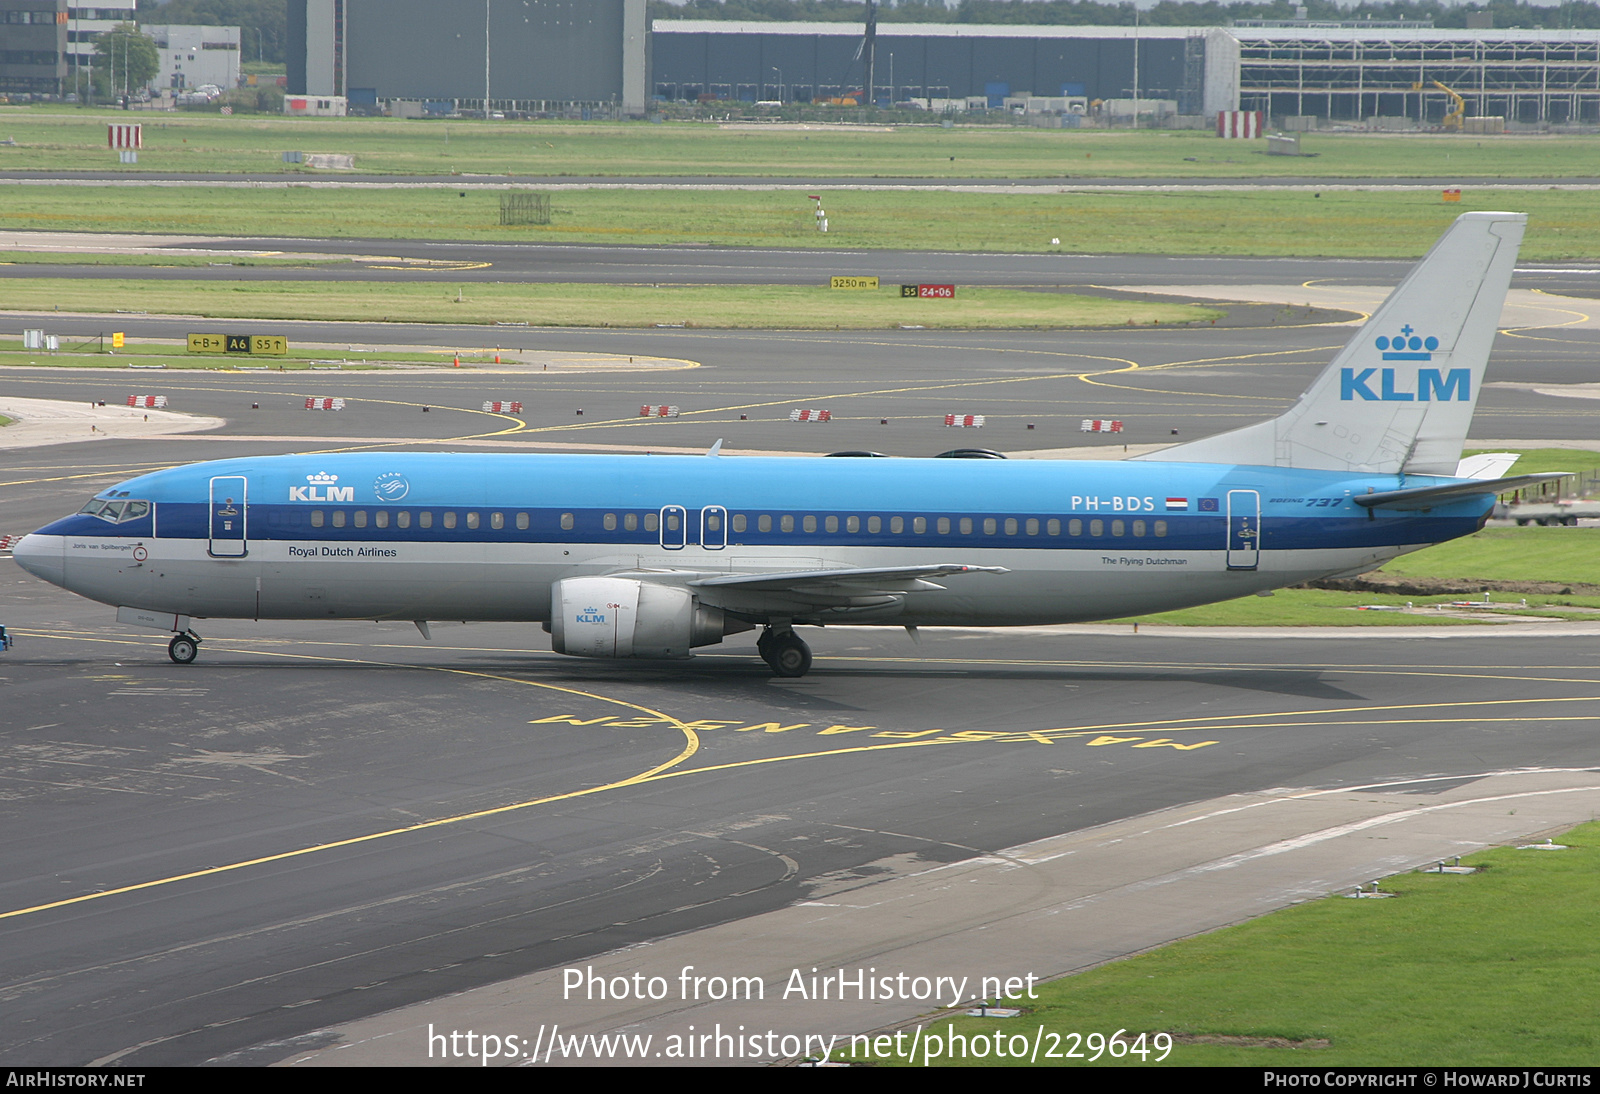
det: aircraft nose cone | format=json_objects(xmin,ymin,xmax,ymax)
[{"xmin": 11, "ymin": 533, "xmax": 65, "ymax": 587}]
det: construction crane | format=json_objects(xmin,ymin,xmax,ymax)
[{"xmin": 1412, "ymin": 80, "xmax": 1466, "ymax": 130}]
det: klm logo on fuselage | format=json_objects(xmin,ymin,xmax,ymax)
[{"xmin": 288, "ymin": 472, "xmax": 354, "ymax": 502}]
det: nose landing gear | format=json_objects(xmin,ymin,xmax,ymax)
[
  {"xmin": 757, "ymin": 626, "xmax": 812, "ymax": 678},
  {"xmin": 167, "ymin": 632, "xmax": 202, "ymax": 665}
]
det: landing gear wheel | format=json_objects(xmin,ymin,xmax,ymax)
[
  {"xmin": 168, "ymin": 634, "xmax": 199, "ymax": 665},
  {"xmin": 766, "ymin": 631, "xmax": 812, "ymax": 678}
]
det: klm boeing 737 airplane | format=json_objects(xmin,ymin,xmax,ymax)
[{"xmin": 13, "ymin": 212, "xmax": 1558, "ymax": 676}]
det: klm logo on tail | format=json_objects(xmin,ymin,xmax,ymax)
[{"xmin": 1341, "ymin": 325, "xmax": 1468, "ymax": 402}]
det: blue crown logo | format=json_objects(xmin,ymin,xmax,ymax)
[{"xmin": 1375, "ymin": 324, "xmax": 1439, "ymax": 361}]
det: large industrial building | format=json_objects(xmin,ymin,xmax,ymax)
[
  {"xmin": 651, "ymin": 18, "xmax": 1600, "ymax": 126},
  {"xmin": 286, "ymin": 0, "xmax": 648, "ymax": 115},
  {"xmin": 1, "ymin": 0, "xmax": 137, "ymax": 97}
]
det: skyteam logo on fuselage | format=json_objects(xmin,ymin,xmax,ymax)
[
  {"xmin": 374, "ymin": 472, "xmax": 410, "ymax": 502},
  {"xmin": 288, "ymin": 472, "xmax": 355, "ymax": 502}
]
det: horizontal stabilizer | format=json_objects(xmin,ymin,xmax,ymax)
[
  {"xmin": 1353, "ymin": 473, "xmax": 1568, "ymax": 510},
  {"xmin": 1454, "ymin": 452, "xmax": 1520, "ymax": 480}
]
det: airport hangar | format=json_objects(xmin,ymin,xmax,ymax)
[
  {"xmin": 650, "ymin": 18, "xmax": 1600, "ymax": 127},
  {"xmin": 272, "ymin": 3, "xmax": 1600, "ymax": 126}
]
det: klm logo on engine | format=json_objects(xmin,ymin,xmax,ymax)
[
  {"xmin": 1341, "ymin": 368, "xmax": 1470, "ymax": 403},
  {"xmin": 575, "ymin": 606, "xmax": 607, "ymax": 624},
  {"xmin": 288, "ymin": 472, "xmax": 355, "ymax": 502}
]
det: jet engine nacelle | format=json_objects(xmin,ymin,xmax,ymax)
[{"xmin": 549, "ymin": 576, "xmax": 737, "ymax": 659}]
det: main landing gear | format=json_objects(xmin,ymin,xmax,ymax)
[
  {"xmin": 757, "ymin": 626, "xmax": 812, "ymax": 678},
  {"xmin": 167, "ymin": 632, "xmax": 202, "ymax": 665}
]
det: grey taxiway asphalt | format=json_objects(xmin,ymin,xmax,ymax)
[{"xmin": 2, "ymin": 259, "xmax": 1600, "ymax": 1067}]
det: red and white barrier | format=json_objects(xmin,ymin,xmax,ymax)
[
  {"xmin": 790, "ymin": 408, "xmax": 831, "ymax": 422},
  {"xmin": 305, "ymin": 397, "xmax": 346, "ymax": 411},
  {"xmin": 639, "ymin": 405, "xmax": 680, "ymax": 418},
  {"xmin": 1216, "ymin": 111, "xmax": 1263, "ymax": 139},
  {"xmin": 0, "ymin": 534, "xmax": 21, "ymax": 552},
  {"xmin": 1081, "ymin": 419, "xmax": 1124, "ymax": 433},
  {"xmin": 126, "ymin": 395, "xmax": 167, "ymax": 409},
  {"xmin": 482, "ymin": 400, "xmax": 523, "ymax": 413},
  {"xmin": 944, "ymin": 414, "xmax": 985, "ymax": 428},
  {"xmin": 108, "ymin": 123, "xmax": 142, "ymax": 149}
]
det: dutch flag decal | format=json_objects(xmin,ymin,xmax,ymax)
[{"xmin": 1165, "ymin": 497, "xmax": 1189, "ymax": 511}]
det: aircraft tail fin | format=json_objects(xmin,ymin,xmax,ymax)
[{"xmin": 1136, "ymin": 211, "xmax": 1527, "ymax": 475}]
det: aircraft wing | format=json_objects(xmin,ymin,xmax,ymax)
[
  {"xmin": 683, "ymin": 563, "xmax": 1008, "ymax": 620},
  {"xmin": 1353, "ymin": 473, "xmax": 1569, "ymax": 510}
]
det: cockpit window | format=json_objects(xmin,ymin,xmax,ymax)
[{"xmin": 79, "ymin": 498, "xmax": 150, "ymax": 523}]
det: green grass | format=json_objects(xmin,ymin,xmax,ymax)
[
  {"xmin": 839, "ymin": 822, "xmax": 1600, "ymax": 1066},
  {"xmin": 1464, "ymin": 447, "xmax": 1600, "ymax": 481},
  {"xmin": 2, "ymin": 110, "xmax": 1599, "ymax": 180},
  {"xmin": 0, "ymin": 414, "xmax": 12, "ymax": 427},
  {"xmin": 1119, "ymin": 524, "xmax": 1600, "ymax": 627},
  {"xmin": 1, "ymin": 184, "xmax": 1595, "ymax": 259},
  {"xmin": 0, "ymin": 280, "xmax": 1218, "ymax": 330},
  {"xmin": 0, "ymin": 251, "xmax": 345, "ymax": 269},
  {"xmin": 1112, "ymin": 586, "xmax": 1600, "ymax": 627},
  {"xmin": 1384, "ymin": 527, "xmax": 1600, "ymax": 587},
  {"xmin": 0, "ymin": 338, "xmax": 474, "ymax": 370}
]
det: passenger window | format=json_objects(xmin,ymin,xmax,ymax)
[
  {"xmin": 824, "ymin": 515, "xmax": 837, "ymax": 533},
  {"xmin": 959, "ymin": 518, "xmax": 973, "ymax": 534},
  {"xmin": 644, "ymin": 512, "xmax": 659, "ymax": 532},
  {"xmin": 1090, "ymin": 519, "xmax": 1103, "ymax": 536},
  {"xmin": 420, "ymin": 512, "xmax": 434, "ymax": 529},
  {"xmin": 1004, "ymin": 518, "xmax": 1017, "ymax": 535},
  {"xmin": 1064, "ymin": 519, "xmax": 1077, "ymax": 536},
  {"xmin": 332, "ymin": 511, "xmax": 347, "ymax": 528},
  {"xmin": 1026, "ymin": 518, "xmax": 1039, "ymax": 535},
  {"xmin": 491, "ymin": 512, "xmax": 504, "ymax": 530},
  {"xmin": 758, "ymin": 515, "xmax": 772, "ymax": 532},
  {"xmin": 937, "ymin": 518, "xmax": 951, "ymax": 534},
  {"xmin": 443, "ymin": 512, "xmax": 457, "ymax": 530},
  {"xmin": 780, "ymin": 515, "xmax": 794, "ymax": 532},
  {"xmin": 1111, "ymin": 519, "xmax": 1125, "ymax": 536},
  {"xmin": 732, "ymin": 514, "xmax": 747, "ymax": 533},
  {"xmin": 891, "ymin": 516, "xmax": 904, "ymax": 534},
  {"xmin": 562, "ymin": 513, "xmax": 576, "ymax": 530},
  {"xmin": 1154, "ymin": 520, "xmax": 1168, "ymax": 538},
  {"xmin": 913, "ymin": 517, "xmax": 926, "ymax": 534},
  {"xmin": 866, "ymin": 516, "xmax": 879, "ymax": 533},
  {"xmin": 706, "ymin": 513, "xmax": 722, "ymax": 532},
  {"xmin": 311, "ymin": 510, "xmax": 325, "ymax": 528},
  {"xmin": 466, "ymin": 512, "xmax": 480, "ymax": 530},
  {"xmin": 397, "ymin": 511, "xmax": 411, "ymax": 529},
  {"xmin": 603, "ymin": 513, "xmax": 617, "ymax": 531},
  {"xmin": 984, "ymin": 518, "xmax": 998, "ymax": 535},
  {"xmin": 375, "ymin": 510, "xmax": 389, "ymax": 529},
  {"xmin": 803, "ymin": 515, "xmax": 817, "ymax": 533},
  {"xmin": 624, "ymin": 513, "xmax": 637, "ymax": 531},
  {"xmin": 353, "ymin": 510, "xmax": 368, "ymax": 529},
  {"xmin": 1132, "ymin": 520, "xmax": 1145, "ymax": 537}
]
